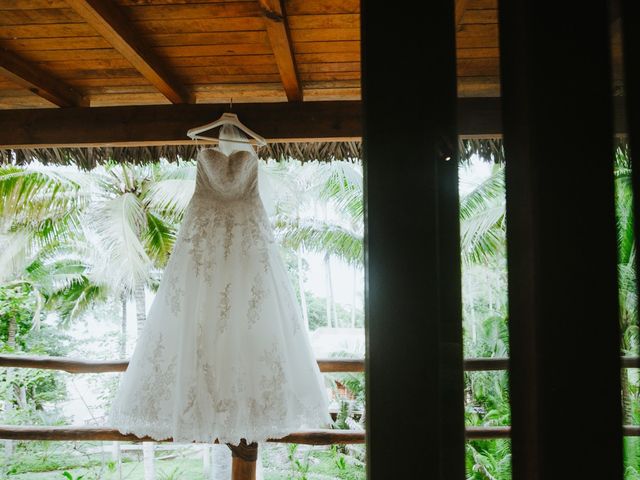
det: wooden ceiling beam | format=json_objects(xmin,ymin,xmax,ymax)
[
  {"xmin": 0, "ymin": 47, "xmax": 83, "ymax": 107},
  {"xmin": 455, "ymin": 0, "xmax": 469, "ymax": 30},
  {"xmin": 65, "ymin": 0, "xmax": 190, "ymax": 104},
  {"xmin": 259, "ymin": 0, "xmax": 303, "ymax": 101},
  {"xmin": 0, "ymin": 98, "xmax": 623, "ymax": 148},
  {"xmin": 0, "ymin": 101, "xmax": 361, "ymax": 148}
]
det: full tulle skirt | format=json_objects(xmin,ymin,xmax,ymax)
[{"xmin": 108, "ymin": 194, "xmax": 332, "ymax": 444}]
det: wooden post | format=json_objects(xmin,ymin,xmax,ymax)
[
  {"xmin": 203, "ymin": 445, "xmax": 212, "ymax": 479},
  {"xmin": 228, "ymin": 439, "xmax": 258, "ymax": 480},
  {"xmin": 621, "ymin": 1, "xmax": 640, "ymax": 296},
  {"xmin": 361, "ymin": 0, "xmax": 464, "ymax": 478},
  {"xmin": 499, "ymin": 0, "xmax": 623, "ymax": 478},
  {"xmin": 142, "ymin": 442, "xmax": 155, "ymax": 480},
  {"xmin": 110, "ymin": 441, "xmax": 122, "ymax": 480}
]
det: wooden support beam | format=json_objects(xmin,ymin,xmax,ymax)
[
  {"xmin": 259, "ymin": 0, "xmax": 302, "ymax": 102},
  {"xmin": 65, "ymin": 0, "xmax": 190, "ymax": 104},
  {"xmin": 362, "ymin": 0, "xmax": 464, "ymax": 478},
  {"xmin": 0, "ymin": 47, "xmax": 83, "ymax": 107},
  {"xmin": 0, "ymin": 98, "xmax": 627, "ymax": 148},
  {"xmin": 499, "ymin": 0, "xmax": 622, "ymax": 478},
  {"xmin": 0, "ymin": 101, "xmax": 360, "ymax": 148},
  {"xmin": 0, "ymin": 99, "xmax": 503, "ymax": 148}
]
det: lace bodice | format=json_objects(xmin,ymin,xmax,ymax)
[{"xmin": 194, "ymin": 148, "xmax": 259, "ymax": 201}]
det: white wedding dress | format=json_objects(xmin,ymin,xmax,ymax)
[{"xmin": 108, "ymin": 133, "xmax": 331, "ymax": 445}]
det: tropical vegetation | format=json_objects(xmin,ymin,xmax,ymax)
[{"xmin": 0, "ymin": 145, "xmax": 637, "ymax": 479}]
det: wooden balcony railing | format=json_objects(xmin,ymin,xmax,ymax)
[{"xmin": 2, "ymin": 354, "xmax": 639, "ymax": 479}]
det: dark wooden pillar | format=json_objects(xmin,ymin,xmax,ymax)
[
  {"xmin": 361, "ymin": 0, "xmax": 464, "ymax": 478},
  {"xmin": 499, "ymin": 1, "xmax": 623, "ymax": 479},
  {"xmin": 621, "ymin": 2, "xmax": 640, "ymax": 293}
]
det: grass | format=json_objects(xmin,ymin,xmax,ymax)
[{"xmin": 1, "ymin": 442, "xmax": 366, "ymax": 480}]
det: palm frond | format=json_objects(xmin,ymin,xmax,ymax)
[
  {"xmin": 84, "ymin": 192, "xmax": 151, "ymax": 290},
  {"xmin": 0, "ymin": 230, "xmax": 32, "ymax": 282},
  {"xmin": 49, "ymin": 277, "xmax": 109, "ymax": 327},
  {"xmin": 459, "ymin": 167, "xmax": 506, "ymax": 265},
  {"xmin": 276, "ymin": 217, "xmax": 363, "ymax": 266},
  {"xmin": 0, "ymin": 164, "xmax": 89, "ymax": 224},
  {"xmin": 143, "ymin": 211, "xmax": 177, "ymax": 267},
  {"xmin": 143, "ymin": 177, "xmax": 195, "ymax": 222}
]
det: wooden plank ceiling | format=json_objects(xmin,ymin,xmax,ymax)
[{"xmin": 0, "ymin": 0, "xmax": 499, "ymax": 110}]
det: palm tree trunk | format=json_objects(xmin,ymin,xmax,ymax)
[
  {"xmin": 120, "ymin": 292, "xmax": 127, "ymax": 359},
  {"xmin": 469, "ymin": 280, "xmax": 477, "ymax": 343},
  {"xmin": 324, "ymin": 253, "xmax": 333, "ymax": 328},
  {"xmin": 7, "ymin": 316, "xmax": 16, "ymax": 348},
  {"xmin": 297, "ymin": 245, "xmax": 309, "ymax": 329},
  {"xmin": 351, "ymin": 266, "xmax": 357, "ymax": 328},
  {"xmin": 134, "ymin": 280, "xmax": 146, "ymax": 338},
  {"xmin": 329, "ymin": 257, "xmax": 337, "ymax": 326}
]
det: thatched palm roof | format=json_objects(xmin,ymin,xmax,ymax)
[{"xmin": 0, "ymin": 139, "xmax": 504, "ymax": 170}]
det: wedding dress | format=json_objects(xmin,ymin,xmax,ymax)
[{"xmin": 108, "ymin": 127, "xmax": 332, "ymax": 445}]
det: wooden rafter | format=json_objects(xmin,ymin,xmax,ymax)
[
  {"xmin": 0, "ymin": 47, "xmax": 83, "ymax": 107},
  {"xmin": 65, "ymin": 0, "xmax": 190, "ymax": 104},
  {"xmin": 259, "ymin": 0, "xmax": 302, "ymax": 101}
]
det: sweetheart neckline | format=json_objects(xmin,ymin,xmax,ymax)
[{"xmin": 198, "ymin": 148, "xmax": 256, "ymax": 161}]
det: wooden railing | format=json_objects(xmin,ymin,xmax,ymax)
[
  {"xmin": 0, "ymin": 354, "xmax": 522, "ymax": 373},
  {"xmin": 2, "ymin": 354, "xmax": 640, "ymax": 478}
]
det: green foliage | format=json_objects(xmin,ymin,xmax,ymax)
[
  {"xmin": 0, "ymin": 283, "xmax": 72, "ymax": 422},
  {"xmin": 287, "ymin": 443, "xmax": 311, "ymax": 480},
  {"xmin": 466, "ymin": 440, "xmax": 512, "ymax": 480},
  {"xmin": 276, "ymin": 218, "xmax": 363, "ymax": 266},
  {"xmin": 332, "ymin": 445, "xmax": 348, "ymax": 471},
  {"xmin": 266, "ymin": 160, "xmax": 364, "ymax": 267},
  {"xmin": 62, "ymin": 471, "xmax": 84, "ymax": 480},
  {"xmin": 302, "ymin": 291, "xmax": 363, "ymax": 330},
  {"xmin": 2, "ymin": 443, "xmax": 100, "ymax": 476},
  {"xmin": 459, "ymin": 165, "xmax": 506, "ymax": 266},
  {"xmin": 0, "ymin": 283, "xmax": 37, "ymax": 350}
]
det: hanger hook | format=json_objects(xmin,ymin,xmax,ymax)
[{"xmin": 229, "ymin": 97, "xmax": 233, "ymax": 111}]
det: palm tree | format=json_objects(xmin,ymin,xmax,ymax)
[
  {"xmin": 266, "ymin": 160, "xmax": 364, "ymax": 329},
  {"xmin": 73, "ymin": 160, "xmax": 194, "ymax": 480},
  {"xmin": 459, "ymin": 164, "xmax": 506, "ymax": 266},
  {"xmin": 263, "ymin": 161, "xmax": 334, "ymax": 326},
  {"xmin": 83, "ymin": 161, "xmax": 194, "ymax": 334},
  {"xmin": 0, "ymin": 158, "xmax": 194, "ymax": 480}
]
